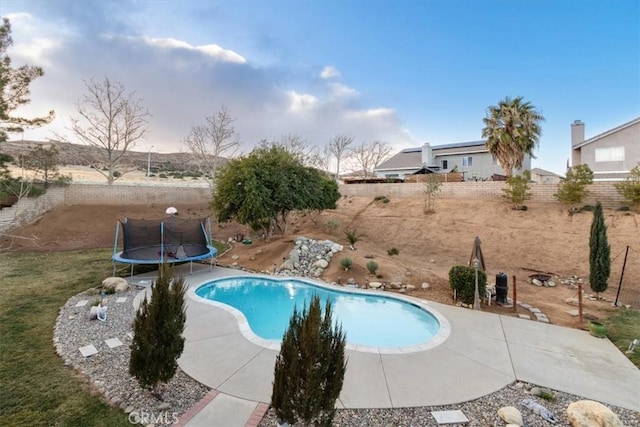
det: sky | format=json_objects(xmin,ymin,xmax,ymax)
[{"xmin": 1, "ymin": 0, "xmax": 639, "ymax": 175}]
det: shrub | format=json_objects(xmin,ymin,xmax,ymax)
[
  {"xmin": 366, "ymin": 261, "xmax": 379, "ymax": 275},
  {"xmin": 112, "ymin": 171, "xmax": 122, "ymax": 177},
  {"xmin": 326, "ymin": 218, "xmax": 340, "ymax": 233},
  {"xmin": 615, "ymin": 165, "xmax": 640, "ymax": 208},
  {"xmin": 387, "ymin": 247, "xmax": 399, "ymax": 256},
  {"xmin": 159, "ymin": 173, "xmax": 168, "ymax": 179},
  {"xmin": 340, "ymin": 257, "xmax": 353, "ymax": 271},
  {"xmin": 502, "ymin": 170, "xmax": 532, "ymax": 210},
  {"xmin": 555, "ymin": 164, "xmax": 593, "ymax": 211},
  {"xmin": 129, "ymin": 264, "xmax": 187, "ymax": 391},
  {"xmin": 271, "ymin": 295, "xmax": 346, "ymax": 426},
  {"xmin": 448, "ymin": 265, "xmax": 487, "ymax": 305},
  {"xmin": 344, "ymin": 229, "xmax": 363, "ymax": 247},
  {"xmin": 374, "ymin": 195, "xmax": 386, "ymax": 201}
]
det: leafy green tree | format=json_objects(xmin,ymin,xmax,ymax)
[
  {"xmin": 614, "ymin": 165, "xmax": 640, "ymax": 209},
  {"xmin": 589, "ymin": 202, "xmax": 610, "ymax": 297},
  {"xmin": 271, "ymin": 295, "xmax": 347, "ymax": 426},
  {"xmin": 502, "ymin": 170, "xmax": 532, "ymax": 210},
  {"xmin": 482, "ymin": 96, "xmax": 544, "ymax": 177},
  {"xmin": 0, "ymin": 17, "xmax": 54, "ymax": 144},
  {"xmin": 0, "ymin": 17, "xmax": 54, "ymax": 203},
  {"xmin": 212, "ymin": 145, "xmax": 340, "ymax": 238},
  {"xmin": 554, "ymin": 164, "xmax": 594, "ymax": 211},
  {"xmin": 449, "ymin": 265, "xmax": 487, "ymax": 305},
  {"xmin": 129, "ymin": 264, "xmax": 187, "ymax": 392},
  {"xmin": 21, "ymin": 144, "xmax": 71, "ymax": 188}
]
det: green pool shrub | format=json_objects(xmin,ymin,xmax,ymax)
[
  {"xmin": 387, "ymin": 247, "xmax": 399, "ymax": 256},
  {"xmin": 326, "ymin": 218, "xmax": 340, "ymax": 233},
  {"xmin": 448, "ymin": 265, "xmax": 487, "ymax": 305},
  {"xmin": 366, "ymin": 261, "xmax": 379, "ymax": 275},
  {"xmin": 271, "ymin": 295, "xmax": 346, "ymax": 426}
]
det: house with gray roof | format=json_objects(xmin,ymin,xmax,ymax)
[
  {"xmin": 375, "ymin": 140, "xmax": 531, "ymax": 180},
  {"xmin": 571, "ymin": 117, "xmax": 640, "ymax": 180},
  {"xmin": 530, "ymin": 167, "xmax": 563, "ymax": 184}
]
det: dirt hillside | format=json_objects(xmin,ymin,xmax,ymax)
[{"xmin": 3, "ymin": 196, "xmax": 639, "ymax": 329}]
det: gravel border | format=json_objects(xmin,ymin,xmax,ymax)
[{"xmin": 54, "ymin": 287, "xmax": 639, "ymax": 426}]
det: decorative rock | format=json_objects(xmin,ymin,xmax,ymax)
[
  {"xmin": 364, "ymin": 254, "xmax": 375, "ymax": 259},
  {"xmin": 256, "ymin": 249, "xmax": 263, "ymax": 254},
  {"xmin": 518, "ymin": 314, "xmax": 531, "ymax": 319},
  {"xmin": 566, "ymin": 309, "xmax": 580, "ymax": 317},
  {"xmin": 157, "ymin": 402, "xmax": 171, "ymax": 411},
  {"xmin": 249, "ymin": 256, "xmax": 256, "ymax": 261},
  {"xmin": 546, "ymin": 280, "xmax": 557, "ymax": 287},
  {"xmin": 532, "ymin": 279, "xmax": 543, "ymax": 287},
  {"xmin": 231, "ymin": 254, "xmax": 239, "ymax": 260},
  {"xmin": 313, "ymin": 259, "xmax": 329, "ymax": 269},
  {"xmin": 405, "ymin": 285, "xmax": 416, "ymax": 291},
  {"xmin": 231, "ymin": 262, "xmax": 238, "ymax": 266},
  {"xmin": 530, "ymin": 386, "xmax": 543, "ymax": 396},
  {"xmin": 389, "ymin": 281, "xmax": 403, "ymax": 289},
  {"xmin": 429, "ymin": 259, "xmax": 435, "ymax": 263},
  {"xmin": 498, "ymin": 406, "xmax": 524, "ymax": 426},
  {"xmin": 398, "ymin": 288, "xmax": 407, "ymax": 293},
  {"xmin": 102, "ymin": 277, "xmax": 129, "ymax": 293},
  {"xmin": 369, "ymin": 282, "xmax": 383, "ymax": 289},
  {"xmin": 347, "ymin": 278, "xmax": 356, "ymax": 285},
  {"xmin": 567, "ymin": 400, "xmax": 623, "ymax": 427},
  {"xmin": 421, "ymin": 282, "xmax": 430, "ymax": 290}
]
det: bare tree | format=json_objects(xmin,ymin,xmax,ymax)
[
  {"xmin": 259, "ymin": 133, "xmax": 322, "ymax": 167},
  {"xmin": 184, "ymin": 105, "xmax": 239, "ymax": 187},
  {"xmin": 308, "ymin": 144, "xmax": 332, "ymax": 172},
  {"xmin": 327, "ymin": 134, "xmax": 354, "ymax": 181},
  {"xmin": 68, "ymin": 78, "xmax": 150, "ymax": 184},
  {"xmin": 348, "ymin": 141, "xmax": 392, "ymax": 178}
]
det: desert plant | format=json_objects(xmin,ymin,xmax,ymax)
[
  {"xmin": 554, "ymin": 164, "xmax": 593, "ymax": 212},
  {"xmin": 129, "ymin": 264, "xmax": 187, "ymax": 392},
  {"xmin": 344, "ymin": 229, "xmax": 363, "ymax": 247},
  {"xmin": 448, "ymin": 265, "xmax": 487, "ymax": 305},
  {"xmin": 374, "ymin": 195, "xmax": 387, "ymax": 201},
  {"xmin": 366, "ymin": 260, "xmax": 379, "ymax": 276},
  {"xmin": 271, "ymin": 295, "xmax": 347, "ymax": 426},
  {"xmin": 326, "ymin": 218, "xmax": 340, "ymax": 233},
  {"xmin": 387, "ymin": 247, "xmax": 399, "ymax": 256},
  {"xmin": 589, "ymin": 202, "xmax": 610, "ymax": 297},
  {"xmin": 614, "ymin": 165, "xmax": 640, "ymax": 209},
  {"xmin": 423, "ymin": 174, "xmax": 442, "ymax": 213},
  {"xmin": 502, "ymin": 170, "xmax": 532, "ymax": 210},
  {"xmin": 340, "ymin": 257, "xmax": 353, "ymax": 271}
]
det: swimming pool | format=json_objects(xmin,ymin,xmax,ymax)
[{"xmin": 194, "ymin": 276, "xmax": 449, "ymax": 352}]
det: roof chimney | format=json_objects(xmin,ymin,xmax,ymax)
[
  {"xmin": 571, "ymin": 120, "xmax": 585, "ymax": 147},
  {"xmin": 421, "ymin": 142, "xmax": 433, "ymax": 166}
]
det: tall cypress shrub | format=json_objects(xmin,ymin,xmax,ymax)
[
  {"xmin": 589, "ymin": 202, "xmax": 610, "ymax": 296},
  {"xmin": 271, "ymin": 295, "xmax": 347, "ymax": 426},
  {"xmin": 129, "ymin": 264, "xmax": 187, "ymax": 392}
]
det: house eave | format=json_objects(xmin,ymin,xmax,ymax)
[{"xmin": 573, "ymin": 117, "xmax": 640, "ymax": 149}]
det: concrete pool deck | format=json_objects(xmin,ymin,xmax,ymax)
[{"xmin": 132, "ymin": 265, "xmax": 640, "ymax": 426}]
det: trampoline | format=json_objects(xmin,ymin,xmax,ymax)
[{"xmin": 112, "ymin": 216, "xmax": 218, "ymax": 276}]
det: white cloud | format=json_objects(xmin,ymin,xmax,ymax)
[
  {"xmin": 320, "ymin": 65, "xmax": 340, "ymax": 79},
  {"xmin": 135, "ymin": 36, "xmax": 246, "ymax": 63},
  {"xmin": 347, "ymin": 108, "xmax": 395, "ymax": 120},
  {"xmin": 328, "ymin": 82, "xmax": 358, "ymax": 99},
  {"xmin": 287, "ymin": 91, "xmax": 319, "ymax": 113}
]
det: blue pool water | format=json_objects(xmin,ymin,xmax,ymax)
[{"xmin": 195, "ymin": 276, "xmax": 441, "ymax": 348}]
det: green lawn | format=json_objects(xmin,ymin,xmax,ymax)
[
  {"xmin": 0, "ymin": 249, "xmax": 129, "ymax": 426},
  {"xmin": 604, "ymin": 308, "xmax": 640, "ymax": 368}
]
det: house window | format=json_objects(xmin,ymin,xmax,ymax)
[
  {"xmin": 462, "ymin": 156, "xmax": 473, "ymax": 167},
  {"xmin": 385, "ymin": 173, "xmax": 399, "ymax": 178},
  {"xmin": 441, "ymin": 160, "xmax": 448, "ymax": 169},
  {"xmin": 595, "ymin": 147, "xmax": 624, "ymax": 162}
]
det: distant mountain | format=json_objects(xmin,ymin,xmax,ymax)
[{"xmin": 1, "ymin": 140, "xmax": 225, "ymax": 173}]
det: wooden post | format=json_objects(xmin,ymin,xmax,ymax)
[
  {"xmin": 578, "ymin": 283, "xmax": 583, "ymax": 323},
  {"xmin": 512, "ymin": 275, "xmax": 517, "ymax": 313}
]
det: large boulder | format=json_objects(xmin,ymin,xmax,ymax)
[
  {"xmin": 566, "ymin": 400, "xmax": 623, "ymax": 427},
  {"xmin": 313, "ymin": 259, "xmax": 328, "ymax": 269},
  {"xmin": 102, "ymin": 277, "xmax": 129, "ymax": 293},
  {"xmin": 498, "ymin": 406, "xmax": 524, "ymax": 426}
]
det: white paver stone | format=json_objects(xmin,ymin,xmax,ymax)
[
  {"xmin": 105, "ymin": 338, "xmax": 123, "ymax": 348},
  {"xmin": 529, "ymin": 307, "xmax": 541, "ymax": 313},
  {"xmin": 116, "ymin": 297, "xmax": 127, "ymax": 303},
  {"xmin": 431, "ymin": 410, "xmax": 469, "ymax": 424},
  {"xmin": 79, "ymin": 344, "xmax": 98, "ymax": 357},
  {"xmin": 566, "ymin": 309, "xmax": 579, "ymax": 317},
  {"xmin": 518, "ymin": 314, "xmax": 531, "ymax": 319},
  {"xmin": 75, "ymin": 300, "xmax": 89, "ymax": 307}
]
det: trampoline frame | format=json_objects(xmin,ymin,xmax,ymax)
[{"xmin": 112, "ymin": 216, "xmax": 218, "ymax": 276}]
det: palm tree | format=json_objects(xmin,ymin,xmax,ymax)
[{"xmin": 482, "ymin": 96, "xmax": 544, "ymax": 177}]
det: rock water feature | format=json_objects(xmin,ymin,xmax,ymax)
[{"xmin": 277, "ymin": 237, "xmax": 343, "ymax": 278}]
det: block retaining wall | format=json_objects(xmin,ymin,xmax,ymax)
[{"xmin": 0, "ymin": 181, "xmax": 627, "ymax": 234}]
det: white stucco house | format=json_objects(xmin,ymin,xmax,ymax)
[
  {"xmin": 374, "ymin": 140, "xmax": 531, "ymax": 180},
  {"xmin": 571, "ymin": 117, "xmax": 640, "ymax": 180}
]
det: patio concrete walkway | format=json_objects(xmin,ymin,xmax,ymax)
[{"xmin": 133, "ymin": 266, "xmax": 640, "ymax": 427}]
